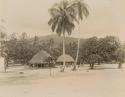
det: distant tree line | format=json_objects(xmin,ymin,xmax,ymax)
[{"xmin": 3, "ymin": 32, "xmax": 125, "ymax": 68}]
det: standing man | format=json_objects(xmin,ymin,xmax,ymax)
[{"xmin": 0, "ymin": 55, "xmax": 5, "ymax": 72}]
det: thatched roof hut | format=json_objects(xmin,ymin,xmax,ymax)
[
  {"xmin": 29, "ymin": 50, "xmax": 51, "ymax": 64},
  {"xmin": 57, "ymin": 54, "xmax": 74, "ymax": 63}
]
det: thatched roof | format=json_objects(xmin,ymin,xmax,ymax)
[
  {"xmin": 29, "ymin": 50, "xmax": 51, "ymax": 64},
  {"xmin": 57, "ymin": 54, "xmax": 74, "ymax": 62}
]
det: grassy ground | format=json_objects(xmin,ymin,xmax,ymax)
[{"xmin": 0, "ymin": 64, "xmax": 125, "ymax": 97}]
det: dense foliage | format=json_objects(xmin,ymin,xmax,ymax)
[
  {"xmin": 4, "ymin": 33, "xmax": 124, "ymax": 68},
  {"xmin": 80, "ymin": 36, "xmax": 123, "ymax": 69}
]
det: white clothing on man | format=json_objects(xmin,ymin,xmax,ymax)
[{"xmin": 0, "ymin": 56, "xmax": 5, "ymax": 72}]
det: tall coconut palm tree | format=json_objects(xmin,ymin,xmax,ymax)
[
  {"xmin": 48, "ymin": 0, "xmax": 89, "ymax": 72},
  {"xmin": 72, "ymin": 0, "xmax": 89, "ymax": 70},
  {"xmin": 48, "ymin": 0, "xmax": 76, "ymax": 72}
]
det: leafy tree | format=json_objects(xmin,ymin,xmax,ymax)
[
  {"xmin": 115, "ymin": 48, "xmax": 124, "ymax": 68},
  {"xmin": 86, "ymin": 54, "xmax": 102, "ymax": 69},
  {"xmin": 7, "ymin": 32, "xmax": 33, "ymax": 64},
  {"xmin": 15, "ymin": 42, "xmax": 33, "ymax": 64},
  {"xmin": 16, "ymin": 32, "xmax": 33, "ymax": 64},
  {"xmin": 7, "ymin": 33, "xmax": 17, "ymax": 61},
  {"xmin": 97, "ymin": 36, "xmax": 121, "ymax": 63},
  {"xmin": 80, "ymin": 36, "xmax": 121, "ymax": 69},
  {"xmin": 81, "ymin": 37, "xmax": 99, "ymax": 63}
]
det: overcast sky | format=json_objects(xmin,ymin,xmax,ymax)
[{"xmin": 0, "ymin": 0, "xmax": 125, "ymax": 42}]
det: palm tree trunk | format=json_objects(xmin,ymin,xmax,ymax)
[
  {"xmin": 61, "ymin": 33, "xmax": 66, "ymax": 72},
  {"xmin": 49, "ymin": 39, "xmax": 52, "ymax": 76},
  {"xmin": 73, "ymin": 38, "xmax": 80, "ymax": 71}
]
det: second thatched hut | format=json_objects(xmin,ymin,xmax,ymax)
[{"xmin": 56, "ymin": 54, "xmax": 74, "ymax": 67}]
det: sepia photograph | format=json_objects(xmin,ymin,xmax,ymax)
[{"xmin": 0, "ymin": 0, "xmax": 125, "ymax": 97}]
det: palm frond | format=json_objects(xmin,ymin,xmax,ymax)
[
  {"xmin": 48, "ymin": 0, "xmax": 89, "ymax": 36},
  {"xmin": 76, "ymin": 0, "xmax": 89, "ymax": 20}
]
